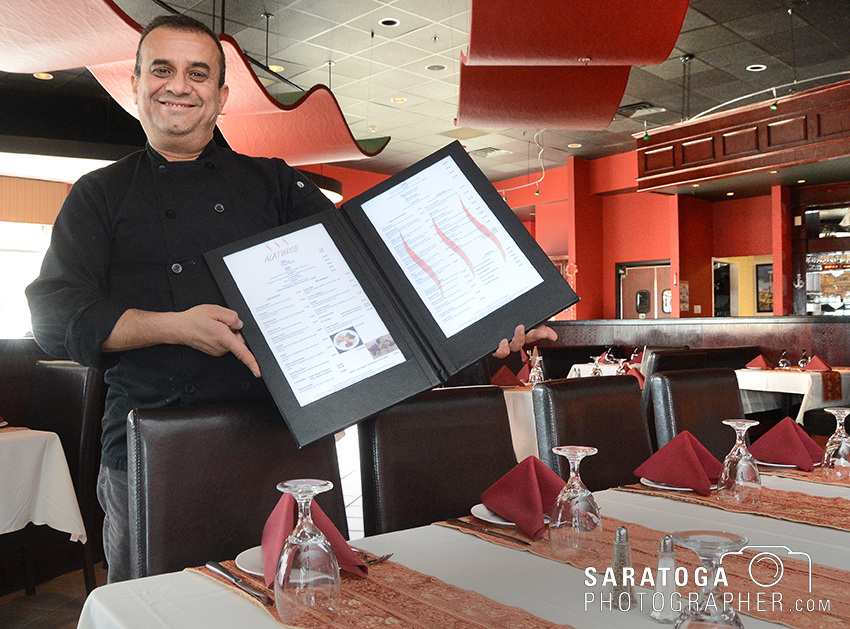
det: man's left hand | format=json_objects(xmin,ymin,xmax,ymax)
[{"xmin": 492, "ymin": 324, "xmax": 558, "ymax": 358}]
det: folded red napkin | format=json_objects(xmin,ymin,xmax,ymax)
[
  {"xmin": 480, "ymin": 456, "xmax": 566, "ymax": 540},
  {"xmin": 261, "ymin": 493, "xmax": 367, "ymax": 588},
  {"xmin": 516, "ymin": 348, "xmax": 530, "ymax": 381},
  {"xmin": 749, "ymin": 416, "xmax": 824, "ymax": 471},
  {"xmin": 634, "ymin": 431, "xmax": 723, "ymax": 496},
  {"xmin": 491, "ymin": 365, "xmax": 522, "ymax": 387},
  {"xmin": 629, "ymin": 351, "xmax": 644, "ymax": 367},
  {"xmin": 628, "ymin": 366, "xmax": 645, "ymax": 388},
  {"xmin": 746, "ymin": 354, "xmax": 773, "ymax": 369},
  {"xmin": 803, "ymin": 355, "xmax": 832, "ymax": 371}
]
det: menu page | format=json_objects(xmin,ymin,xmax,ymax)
[
  {"xmin": 360, "ymin": 155, "xmax": 543, "ymax": 338},
  {"xmin": 222, "ymin": 223, "xmax": 405, "ymax": 407}
]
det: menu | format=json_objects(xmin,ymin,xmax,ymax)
[{"xmin": 206, "ymin": 141, "xmax": 579, "ymax": 446}]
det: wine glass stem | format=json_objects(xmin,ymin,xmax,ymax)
[{"xmin": 567, "ymin": 456, "xmax": 584, "ymax": 492}]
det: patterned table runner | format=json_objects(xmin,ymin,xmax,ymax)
[
  {"xmin": 189, "ymin": 554, "xmax": 573, "ymax": 629},
  {"xmin": 441, "ymin": 515, "xmax": 849, "ymax": 629},
  {"xmin": 616, "ymin": 484, "xmax": 850, "ymax": 532},
  {"xmin": 0, "ymin": 426, "xmax": 28, "ymax": 433}
]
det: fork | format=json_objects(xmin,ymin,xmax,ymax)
[{"xmin": 352, "ymin": 548, "xmax": 393, "ymax": 564}]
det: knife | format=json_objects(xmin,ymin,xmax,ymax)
[
  {"xmin": 446, "ymin": 518, "xmax": 531, "ymax": 546},
  {"xmin": 205, "ymin": 561, "xmax": 274, "ymax": 606}
]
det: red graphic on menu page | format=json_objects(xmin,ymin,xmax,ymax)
[
  {"xmin": 432, "ymin": 216, "xmax": 475, "ymax": 276},
  {"xmin": 461, "ymin": 197, "xmax": 505, "ymax": 260},
  {"xmin": 401, "ymin": 232, "xmax": 443, "ymax": 296}
]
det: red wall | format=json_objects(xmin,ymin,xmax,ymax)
[
  {"xmin": 678, "ymin": 196, "xmax": 715, "ymax": 317},
  {"xmin": 600, "ymin": 191, "xmax": 674, "ymax": 318},
  {"xmin": 712, "ymin": 195, "xmax": 772, "ymax": 257}
]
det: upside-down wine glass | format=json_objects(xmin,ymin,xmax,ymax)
[
  {"xmin": 672, "ymin": 530, "xmax": 749, "ymax": 628},
  {"xmin": 549, "ymin": 446, "xmax": 603, "ymax": 557},
  {"xmin": 590, "ymin": 356, "xmax": 603, "ymax": 377},
  {"xmin": 274, "ymin": 479, "xmax": 341, "ymax": 627},
  {"xmin": 717, "ymin": 420, "xmax": 761, "ymax": 509},
  {"xmin": 821, "ymin": 407, "xmax": 850, "ymax": 481}
]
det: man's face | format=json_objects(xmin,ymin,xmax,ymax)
[{"xmin": 131, "ymin": 27, "xmax": 229, "ymax": 159}]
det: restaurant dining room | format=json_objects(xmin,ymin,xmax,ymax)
[{"xmin": 3, "ymin": 0, "xmax": 850, "ymax": 628}]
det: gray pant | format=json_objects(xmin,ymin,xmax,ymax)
[{"xmin": 96, "ymin": 464, "xmax": 131, "ymax": 583}]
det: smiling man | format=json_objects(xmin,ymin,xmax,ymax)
[{"xmin": 26, "ymin": 15, "xmax": 337, "ymax": 583}]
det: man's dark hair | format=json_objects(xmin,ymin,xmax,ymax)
[{"xmin": 134, "ymin": 15, "xmax": 226, "ymax": 88}]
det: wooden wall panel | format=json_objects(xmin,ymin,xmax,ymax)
[{"xmin": 0, "ymin": 176, "xmax": 68, "ymax": 225}]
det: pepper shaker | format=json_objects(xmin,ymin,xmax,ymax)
[
  {"xmin": 611, "ymin": 526, "xmax": 635, "ymax": 611},
  {"xmin": 649, "ymin": 535, "xmax": 679, "ymax": 623}
]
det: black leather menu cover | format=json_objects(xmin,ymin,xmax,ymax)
[{"xmin": 206, "ymin": 141, "xmax": 579, "ymax": 446}]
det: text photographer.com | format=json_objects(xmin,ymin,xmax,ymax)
[{"xmin": 582, "ymin": 546, "xmax": 831, "ymax": 615}]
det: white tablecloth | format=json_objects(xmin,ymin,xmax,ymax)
[
  {"xmin": 568, "ymin": 362, "xmax": 624, "ymax": 378},
  {"xmin": 502, "ymin": 385, "xmax": 538, "ymax": 461},
  {"xmin": 735, "ymin": 368, "xmax": 850, "ymax": 423},
  {"xmin": 0, "ymin": 428, "xmax": 87, "ymax": 542},
  {"xmin": 77, "ymin": 475, "xmax": 846, "ymax": 629}
]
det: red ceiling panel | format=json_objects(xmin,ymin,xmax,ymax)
[
  {"xmin": 456, "ymin": 62, "xmax": 630, "ymax": 129},
  {"xmin": 465, "ymin": 0, "xmax": 689, "ymax": 66}
]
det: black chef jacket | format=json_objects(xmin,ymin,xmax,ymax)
[{"xmin": 25, "ymin": 142, "xmax": 335, "ymax": 470}]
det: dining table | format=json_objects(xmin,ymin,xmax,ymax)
[
  {"xmin": 735, "ymin": 367, "xmax": 850, "ymax": 424},
  {"xmin": 0, "ymin": 426, "xmax": 87, "ymax": 542},
  {"xmin": 76, "ymin": 474, "xmax": 848, "ymax": 629},
  {"xmin": 567, "ymin": 362, "xmax": 624, "ymax": 378}
]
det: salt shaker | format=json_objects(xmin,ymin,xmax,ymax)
[
  {"xmin": 611, "ymin": 526, "xmax": 635, "ymax": 611},
  {"xmin": 649, "ymin": 535, "xmax": 679, "ymax": 623}
]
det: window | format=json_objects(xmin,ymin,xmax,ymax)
[{"xmin": 0, "ymin": 221, "xmax": 52, "ymax": 338}]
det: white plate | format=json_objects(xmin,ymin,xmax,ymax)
[
  {"xmin": 234, "ymin": 546, "xmax": 264, "ymax": 576},
  {"xmin": 471, "ymin": 503, "xmax": 517, "ymax": 527},
  {"xmin": 0, "ymin": 421, "xmax": 8, "ymax": 428},
  {"xmin": 639, "ymin": 477, "xmax": 718, "ymax": 492},
  {"xmin": 754, "ymin": 459, "xmax": 821, "ymax": 469}
]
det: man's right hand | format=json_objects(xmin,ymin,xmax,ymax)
[{"xmin": 102, "ymin": 305, "xmax": 261, "ymax": 377}]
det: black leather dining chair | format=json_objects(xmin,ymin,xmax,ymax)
[
  {"xmin": 532, "ymin": 376, "xmax": 652, "ymax": 491},
  {"xmin": 647, "ymin": 368, "xmax": 743, "ymax": 461},
  {"xmin": 0, "ymin": 360, "xmax": 105, "ymax": 594},
  {"xmin": 358, "ymin": 385, "xmax": 517, "ymax": 536},
  {"xmin": 126, "ymin": 402, "xmax": 347, "ymax": 578}
]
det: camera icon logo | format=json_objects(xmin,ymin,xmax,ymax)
[{"xmin": 721, "ymin": 546, "xmax": 812, "ymax": 592}]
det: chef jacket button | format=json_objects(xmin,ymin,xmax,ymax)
[
  {"xmin": 157, "ymin": 164, "xmax": 167, "ymax": 173},
  {"xmin": 165, "ymin": 210, "xmax": 176, "ymax": 219},
  {"xmin": 240, "ymin": 380, "xmax": 251, "ymax": 391},
  {"xmin": 205, "ymin": 162, "xmax": 215, "ymax": 170},
  {"xmin": 171, "ymin": 263, "xmax": 183, "ymax": 274},
  {"xmin": 183, "ymin": 383, "xmax": 196, "ymax": 394},
  {"xmin": 214, "ymin": 203, "xmax": 225, "ymax": 213},
  {"xmin": 297, "ymin": 180, "xmax": 305, "ymax": 188}
]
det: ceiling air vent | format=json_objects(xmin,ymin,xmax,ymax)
[
  {"xmin": 616, "ymin": 102, "xmax": 667, "ymax": 118},
  {"xmin": 467, "ymin": 147, "xmax": 512, "ymax": 158}
]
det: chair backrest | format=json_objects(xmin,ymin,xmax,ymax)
[
  {"xmin": 537, "ymin": 345, "xmax": 612, "ymax": 380},
  {"xmin": 127, "ymin": 402, "xmax": 347, "ymax": 578},
  {"xmin": 532, "ymin": 376, "xmax": 652, "ymax": 491},
  {"xmin": 647, "ymin": 368, "xmax": 743, "ymax": 461},
  {"xmin": 359, "ymin": 386, "xmax": 517, "ymax": 536},
  {"xmin": 639, "ymin": 345, "xmax": 689, "ymax": 374},
  {"xmin": 702, "ymin": 346, "xmax": 762, "ymax": 369},
  {"xmin": 24, "ymin": 360, "xmax": 105, "ymax": 533}
]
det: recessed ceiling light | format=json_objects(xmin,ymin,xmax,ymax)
[
  {"xmin": 33, "ymin": 72, "xmax": 53, "ymax": 80},
  {"xmin": 568, "ymin": 143, "xmax": 582, "ymax": 148},
  {"xmin": 391, "ymin": 97, "xmax": 407, "ymax": 103},
  {"xmin": 797, "ymin": 179, "xmax": 806, "ymax": 184},
  {"xmin": 426, "ymin": 64, "xmax": 447, "ymax": 72},
  {"xmin": 692, "ymin": 184, "xmax": 700, "ymax": 188},
  {"xmin": 727, "ymin": 192, "xmax": 735, "ymax": 196},
  {"xmin": 769, "ymin": 170, "xmax": 778, "ymax": 174},
  {"xmin": 378, "ymin": 17, "xmax": 400, "ymax": 27},
  {"xmin": 268, "ymin": 65, "xmax": 283, "ymax": 73},
  {"xmin": 746, "ymin": 64, "xmax": 767, "ymax": 72}
]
